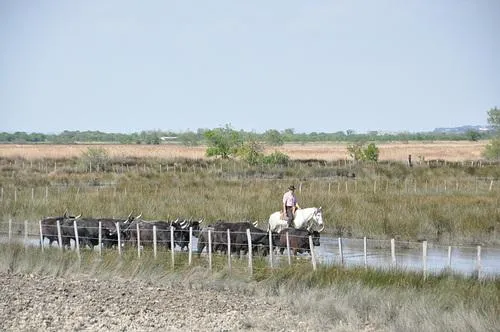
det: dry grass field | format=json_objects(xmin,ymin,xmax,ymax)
[{"xmin": 0, "ymin": 140, "xmax": 489, "ymax": 162}]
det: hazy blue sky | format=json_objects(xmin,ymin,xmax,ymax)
[{"xmin": 1, "ymin": 0, "xmax": 498, "ymax": 134}]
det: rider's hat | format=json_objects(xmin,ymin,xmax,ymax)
[{"xmin": 288, "ymin": 185, "xmax": 296, "ymax": 191}]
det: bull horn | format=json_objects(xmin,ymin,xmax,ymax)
[
  {"xmin": 127, "ymin": 211, "xmax": 133, "ymax": 219},
  {"xmin": 135, "ymin": 213, "xmax": 142, "ymax": 220},
  {"xmin": 253, "ymin": 221, "xmax": 258, "ymax": 227},
  {"xmin": 63, "ymin": 210, "xmax": 68, "ymax": 218},
  {"xmin": 318, "ymin": 224, "xmax": 324, "ymax": 232},
  {"xmin": 199, "ymin": 219, "xmax": 203, "ymax": 224}
]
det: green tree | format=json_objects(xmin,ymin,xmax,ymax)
[
  {"xmin": 483, "ymin": 107, "xmax": 500, "ymax": 160},
  {"xmin": 465, "ymin": 130, "xmax": 481, "ymax": 142},
  {"xmin": 364, "ymin": 143, "xmax": 380, "ymax": 161},
  {"xmin": 347, "ymin": 142, "xmax": 379, "ymax": 162},
  {"xmin": 236, "ymin": 138, "xmax": 264, "ymax": 165},
  {"xmin": 264, "ymin": 129, "xmax": 284, "ymax": 146},
  {"xmin": 204, "ymin": 124, "xmax": 243, "ymax": 159}
]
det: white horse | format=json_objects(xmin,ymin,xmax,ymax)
[{"xmin": 267, "ymin": 207, "xmax": 324, "ymax": 234}]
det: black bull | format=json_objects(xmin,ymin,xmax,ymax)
[
  {"xmin": 278, "ymin": 228, "xmax": 320, "ymax": 255},
  {"xmin": 197, "ymin": 221, "xmax": 275, "ymax": 256},
  {"xmin": 59, "ymin": 218, "xmax": 128, "ymax": 248},
  {"xmin": 118, "ymin": 219, "xmax": 202, "ymax": 250}
]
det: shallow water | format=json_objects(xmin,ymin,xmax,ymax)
[{"xmin": 6, "ymin": 234, "xmax": 500, "ymax": 278}]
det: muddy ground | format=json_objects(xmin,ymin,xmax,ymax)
[{"xmin": 0, "ymin": 271, "xmax": 355, "ymax": 332}]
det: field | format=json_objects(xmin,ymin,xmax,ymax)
[
  {"xmin": 1, "ymin": 141, "xmax": 499, "ymax": 331},
  {"xmin": 0, "ymin": 140, "xmax": 489, "ymax": 161}
]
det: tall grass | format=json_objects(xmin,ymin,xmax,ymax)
[{"xmin": 1, "ymin": 156, "xmax": 499, "ymax": 244}]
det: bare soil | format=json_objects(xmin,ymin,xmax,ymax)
[
  {"xmin": 0, "ymin": 141, "xmax": 488, "ymax": 162},
  {"xmin": 0, "ymin": 271, "xmax": 336, "ymax": 332}
]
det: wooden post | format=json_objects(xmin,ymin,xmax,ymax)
[
  {"xmin": 286, "ymin": 231, "xmax": 291, "ymax": 265},
  {"xmin": 153, "ymin": 225, "xmax": 157, "ymax": 259},
  {"xmin": 476, "ymin": 245, "xmax": 481, "ymax": 279},
  {"xmin": 448, "ymin": 246, "xmax": 452, "ymax": 269},
  {"xmin": 208, "ymin": 229, "xmax": 213, "ymax": 271},
  {"xmin": 338, "ymin": 237, "xmax": 344, "ymax": 265},
  {"xmin": 188, "ymin": 227, "xmax": 192, "ymax": 265},
  {"xmin": 170, "ymin": 226, "xmax": 175, "ymax": 268},
  {"xmin": 373, "ymin": 180, "xmax": 377, "ymax": 193},
  {"xmin": 391, "ymin": 239, "xmax": 396, "ymax": 265},
  {"xmin": 246, "ymin": 229, "xmax": 253, "ymax": 276},
  {"xmin": 39, "ymin": 220, "xmax": 44, "ymax": 251},
  {"xmin": 8, "ymin": 219, "xmax": 12, "ymax": 243},
  {"xmin": 422, "ymin": 241, "xmax": 428, "ymax": 280},
  {"xmin": 73, "ymin": 220, "xmax": 80, "ymax": 259},
  {"xmin": 309, "ymin": 236, "xmax": 317, "ymax": 271},
  {"xmin": 98, "ymin": 221, "xmax": 102, "ymax": 256},
  {"xmin": 56, "ymin": 220, "xmax": 63, "ymax": 250},
  {"xmin": 116, "ymin": 222, "xmax": 122, "ymax": 256},
  {"xmin": 363, "ymin": 237, "xmax": 367, "ymax": 268},
  {"xmin": 268, "ymin": 230, "xmax": 274, "ymax": 269},
  {"xmin": 24, "ymin": 220, "xmax": 28, "ymax": 248},
  {"xmin": 137, "ymin": 223, "xmax": 141, "ymax": 258},
  {"xmin": 227, "ymin": 229, "xmax": 232, "ymax": 274},
  {"xmin": 489, "ymin": 180, "xmax": 494, "ymax": 192}
]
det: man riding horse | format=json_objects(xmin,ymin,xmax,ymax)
[{"xmin": 282, "ymin": 185, "xmax": 300, "ymax": 227}]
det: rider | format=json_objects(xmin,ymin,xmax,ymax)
[{"xmin": 282, "ymin": 185, "xmax": 300, "ymax": 228}]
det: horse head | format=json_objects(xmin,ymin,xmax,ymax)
[{"xmin": 312, "ymin": 207, "xmax": 324, "ymax": 232}]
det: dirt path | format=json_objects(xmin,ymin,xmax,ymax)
[{"xmin": 0, "ymin": 272, "xmax": 332, "ymax": 332}]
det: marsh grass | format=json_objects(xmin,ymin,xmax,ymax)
[{"xmin": 1, "ymin": 156, "xmax": 499, "ymax": 245}]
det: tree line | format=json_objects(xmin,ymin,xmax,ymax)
[{"xmin": 0, "ymin": 127, "xmax": 493, "ymax": 145}]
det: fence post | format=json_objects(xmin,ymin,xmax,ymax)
[
  {"xmin": 188, "ymin": 227, "xmax": 192, "ymax": 265},
  {"xmin": 170, "ymin": 226, "xmax": 175, "ymax": 268},
  {"xmin": 116, "ymin": 222, "xmax": 122, "ymax": 256},
  {"xmin": 246, "ymin": 229, "xmax": 253, "ymax": 276},
  {"xmin": 56, "ymin": 220, "xmax": 63, "ymax": 250},
  {"xmin": 98, "ymin": 221, "xmax": 102, "ymax": 256},
  {"xmin": 24, "ymin": 220, "xmax": 28, "ymax": 248},
  {"xmin": 489, "ymin": 180, "xmax": 494, "ymax": 192},
  {"xmin": 39, "ymin": 220, "xmax": 44, "ymax": 251},
  {"xmin": 447, "ymin": 246, "xmax": 452, "ymax": 269},
  {"xmin": 137, "ymin": 223, "xmax": 141, "ymax": 258},
  {"xmin": 208, "ymin": 229, "xmax": 213, "ymax": 271},
  {"xmin": 422, "ymin": 241, "xmax": 428, "ymax": 280},
  {"xmin": 8, "ymin": 219, "xmax": 12, "ymax": 243},
  {"xmin": 391, "ymin": 239, "xmax": 396, "ymax": 265},
  {"xmin": 338, "ymin": 237, "xmax": 344, "ymax": 265},
  {"xmin": 227, "ymin": 229, "xmax": 232, "ymax": 274},
  {"xmin": 73, "ymin": 220, "xmax": 80, "ymax": 259},
  {"xmin": 309, "ymin": 236, "xmax": 317, "ymax": 271},
  {"xmin": 153, "ymin": 225, "xmax": 157, "ymax": 259},
  {"xmin": 363, "ymin": 236, "xmax": 367, "ymax": 268},
  {"xmin": 268, "ymin": 230, "xmax": 274, "ymax": 269},
  {"xmin": 476, "ymin": 245, "xmax": 481, "ymax": 279},
  {"xmin": 286, "ymin": 231, "xmax": 291, "ymax": 265}
]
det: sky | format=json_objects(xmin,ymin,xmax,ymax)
[{"xmin": 1, "ymin": 0, "xmax": 499, "ymax": 134}]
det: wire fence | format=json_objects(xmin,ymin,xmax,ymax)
[{"xmin": 1, "ymin": 219, "xmax": 499, "ymax": 279}]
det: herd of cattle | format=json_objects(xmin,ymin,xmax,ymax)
[{"xmin": 40, "ymin": 212, "xmax": 321, "ymax": 257}]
